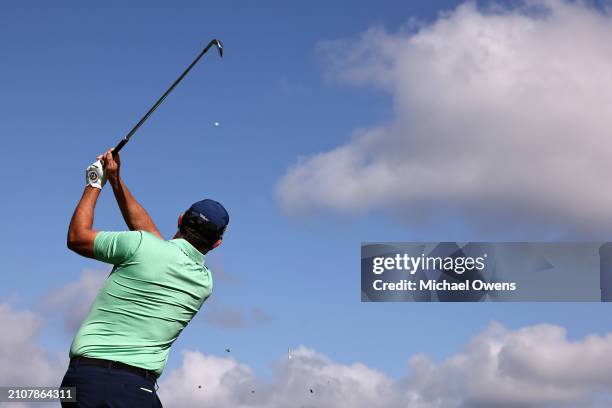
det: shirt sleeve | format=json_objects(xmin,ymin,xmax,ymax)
[{"xmin": 93, "ymin": 231, "xmax": 143, "ymax": 265}]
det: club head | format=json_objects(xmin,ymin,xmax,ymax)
[{"xmin": 212, "ymin": 39, "xmax": 223, "ymax": 58}]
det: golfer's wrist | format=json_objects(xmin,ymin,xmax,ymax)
[
  {"xmin": 109, "ymin": 175, "xmax": 122, "ymax": 189},
  {"xmin": 84, "ymin": 185, "xmax": 102, "ymax": 196}
]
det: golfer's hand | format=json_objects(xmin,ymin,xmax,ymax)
[
  {"xmin": 102, "ymin": 149, "xmax": 121, "ymax": 187},
  {"xmin": 86, "ymin": 159, "xmax": 106, "ymax": 189}
]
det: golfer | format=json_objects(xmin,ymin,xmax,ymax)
[{"xmin": 60, "ymin": 149, "xmax": 229, "ymax": 407}]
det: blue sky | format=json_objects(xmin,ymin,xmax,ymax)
[{"xmin": 1, "ymin": 0, "xmax": 612, "ymax": 387}]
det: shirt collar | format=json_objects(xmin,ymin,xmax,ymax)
[{"xmin": 170, "ymin": 238, "xmax": 205, "ymax": 265}]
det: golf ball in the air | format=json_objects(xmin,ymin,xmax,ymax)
[{"xmin": 214, "ymin": 122, "xmax": 219, "ymax": 127}]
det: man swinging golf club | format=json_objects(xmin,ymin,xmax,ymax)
[{"xmin": 61, "ymin": 149, "xmax": 229, "ymax": 407}]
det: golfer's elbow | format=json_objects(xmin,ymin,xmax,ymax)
[
  {"xmin": 66, "ymin": 228, "xmax": 87, "ymax": 251},
  {"xmin": 67, "ymin": 229, "xmax": 96, "ymax": 258},
  {"xmin": 66, "ymin": 229, "xmax": 81, "ymax": 252}
]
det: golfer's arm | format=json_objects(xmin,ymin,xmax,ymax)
[
  {"xmin": 67, "ymin": 186, "xmax": 100, "ymax": 258},
  {"xmin": 110, "ymin": 177, "xmax": 163, "ymax": 238}
]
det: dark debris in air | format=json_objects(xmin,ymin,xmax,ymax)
[{"xmin": 194, "ymin": 347, "xmax": 324, "ymax": 400}]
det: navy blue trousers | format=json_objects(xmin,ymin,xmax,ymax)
[{"xmin": 60, "ymin": 364, "xmax": 163, "ymax": 408}]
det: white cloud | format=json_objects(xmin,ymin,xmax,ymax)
[
  {"xmin": 2, "ymin": 295, "xmax": 612, "ymax": 408},
  {"xmin": 158, "ymin": 346, "xmax": 400, "ymax": 408},
  {"xmin": 158, "ymin": 351, "xmax": 259, "ymax": 407},
  {"xmin": 158, "ymin": 323, "xmax": 612, "ymax": 408},
  {"xmin": 0, "ymin": 303, "xmax": 65, "ymax": 387},
  {"xmin": 403, "ymin": 322, "xmax": 612, "ymax": 408},
  {"xmin": 277, "ymin": 0, "xmax": 612, "ymax": 237}
]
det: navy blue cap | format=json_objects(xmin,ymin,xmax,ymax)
[{"xmin": 182, "ymin": 199, "xmax": 229, "ymax": 241}]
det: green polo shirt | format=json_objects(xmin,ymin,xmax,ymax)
[{"xmin": 69, "ymin": 231, "xmax": 213, "ymax": 377}]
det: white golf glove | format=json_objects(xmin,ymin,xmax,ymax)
[{"xmin": 86, "ymin": 159, "xmax": 106, "ymax": 189}]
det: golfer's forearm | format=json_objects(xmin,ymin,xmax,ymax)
[
  {"xmin": 69, "ymin": 186, "xmax": 100, "ymax": 233},
  {"xmin": 67, "ymin": 186, "xmax": 100, "ymax": 254},
  {"xmin": 111, "ymin": 177, "xmax": 161, "ymax": 236}
]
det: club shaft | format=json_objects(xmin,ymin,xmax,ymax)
[{"xmin": 113, "ymin": 40, "xmax": 220, "ymax": 156}]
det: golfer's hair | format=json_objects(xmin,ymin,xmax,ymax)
[{"xmin": 179, "ymin": 225, "xmax": 217, "ymax": 252}]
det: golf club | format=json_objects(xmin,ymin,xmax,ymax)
[{"xmin": 112, "ymin": 38, "xmax": 223, "ymax": 156}]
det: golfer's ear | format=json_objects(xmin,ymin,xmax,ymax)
[
  {"xmin": 177, "ymin": 213, "xmax": 184, "ymax": 228},
  {"xmin": 211, "ymin": 239, "xmax": 222, "ymax": 249}
]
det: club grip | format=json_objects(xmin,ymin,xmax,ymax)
[{"xmin": 113, "ymin": 139, "xmax": 128, "ymax": 156}]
